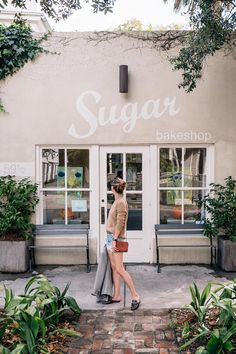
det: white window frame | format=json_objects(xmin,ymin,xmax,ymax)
[
  {"xmin": 36, "ymin": 146, "xmax": 92, "ymax": 225},
  {"xmin": 157, "ymin": 144, "xmax": 214, "ymax": 225}
]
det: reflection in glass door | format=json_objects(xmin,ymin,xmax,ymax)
[
  {"xmin": 106, "ymin": 153, "xmax": 143, "ymax": 231},
  {"xmin": 100, "ymin": 147, "xmax": 150, "ymax": 263}
]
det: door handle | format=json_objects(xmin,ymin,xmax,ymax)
[{"xmin": 101, "ymin": 206, "xmax": 105, "ymax": 224}]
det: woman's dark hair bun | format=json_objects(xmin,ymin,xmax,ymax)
[{"xmin": 111, "ymin": 177, "xmax": 126, "ymax": 194}]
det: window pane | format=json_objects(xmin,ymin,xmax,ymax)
[
  {"xmin": 126, "ymin": 193, "xmax": 142, "ymax": 230},
  {"xmin": 126, "ymin": 153, "xmax": 142, "ymax": 191},
  {"xmin": 184, "ymin": 148, "xmax": 206, "ymax": 187},
  {"xmin": 160, "ymin": 148, "xmax": 182, "ymax": 187},
  {"xmin": 67, "ymin": 150, "xmax": 89, "ymax": 188},
  {"xmin": 42, "ymin": 149, "xmax": 65, "ymax": 188},
  {"xmin": 67, "ymin": 191, "xmax": 90, "ymax": 224},
  {"xmin": 160, "ymin": 190, "xmax": 182, "ymax": 224},
  {"xmin": 184, "ymin": 190, "xmax": 206, "ymax": 223},
  {"xmin": 43, "ymin": 191, "xmax": 65, "ymax": 224},
  {"xmin": 106, "ymin": 153, "xmax": 123, "ymax": 191},
  {"xmin": 107, "ymin": 193, "xmax": 115, "ymax": 217}
]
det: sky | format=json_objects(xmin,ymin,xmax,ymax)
[{"xmin": 48, "ymin": 0, "xmax": 189, "ymax": 32}]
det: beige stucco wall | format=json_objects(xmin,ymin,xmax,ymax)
[
  {"xmin": 0, "ymin": 32, "xmax": 235, "ymax": 265},
  {"xmin": 0, "ymin": 32, "xmax": 235, "ymax": 181}
]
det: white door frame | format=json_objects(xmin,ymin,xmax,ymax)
[{"xmin": 99, "ymin": 146, "xmax": 153, "ymax": 263}]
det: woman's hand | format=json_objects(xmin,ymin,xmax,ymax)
[{"xmin": 112, "ymin": 240, "xmax": 118, "ymax": 253}]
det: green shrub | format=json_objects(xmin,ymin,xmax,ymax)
[
  {"xmin": 0, "ymin": 176, "xmax": 39, "ymax": 240},
  {"xmin": 180, "ymin": 279, "xmax": 236, "ymax": 353},
  {"xmin": 0, "ymin": 274, "xmax": 81, "ymax": 353},
  {"xmin": 199, "ymin": 176, "xmax": 236, "ymax": 242}
]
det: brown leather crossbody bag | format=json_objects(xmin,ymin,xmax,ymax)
[{"xmin": 115, "ymin": 240, "xmax": 129, "ymax": 252}]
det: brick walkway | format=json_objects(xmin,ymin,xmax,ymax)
[{"xmin": 63, "ymin": 309, "xmax": 181, "ymax": 354}]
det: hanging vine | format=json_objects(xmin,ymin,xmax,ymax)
[{"xmin": 0, "ymin": 17, "xmax": 49, "ymax": 112}]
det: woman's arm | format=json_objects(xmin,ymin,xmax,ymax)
[{"xmin": 113, "ymin": 200, "xmax": 127, "ymax": 240}]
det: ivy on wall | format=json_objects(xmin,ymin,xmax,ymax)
[{"xmin": 0, "ymin": 18, "xmax": 48, "ymax": 112}]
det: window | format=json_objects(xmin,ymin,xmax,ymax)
[
  {"xmin": 106, "ymin": 153, "xmax": 143, "ymax": 230},
  {"xmin": 40, "ymin": 148, "xmax": 90, "ymax": 225},
  {"xmin": 159, "ymin": 147, "xmax": 208, "ymax": 224}
]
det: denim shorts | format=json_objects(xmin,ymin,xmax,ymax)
[
  {"xmin": 105, "ymin": 233, "xmax": 124, "ymax": 251},
  {"xmin": 105, "ymin": 233, "xmax": 114, "ymax": 251}
]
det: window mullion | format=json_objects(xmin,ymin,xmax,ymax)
[
  {"xmin": 181, "ymin": 190, "xmax": 184, "ymax": 224},
  {"xmin": 65, "ymin": 191, "xmax": 68, "ymax": 225}
]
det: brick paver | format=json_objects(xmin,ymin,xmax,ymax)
[{"xmin": 63, "ymin": 309, "xmax": 182, "ymax": 354}]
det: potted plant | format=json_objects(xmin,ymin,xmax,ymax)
[
  {"xmin": 0, "ymin": 175, "xmax": 39, "ymax": 272},
  {"xmin": 199, "ymin": 176, "xmax": 236, "ymax": 271}
]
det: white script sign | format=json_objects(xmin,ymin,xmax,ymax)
[{"xmin": 68, "ymin": 90, "xmax": 180, "ymax": 139}]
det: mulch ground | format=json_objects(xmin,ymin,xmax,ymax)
[{"xmin": 169, "ymin": 308, "xmax": 236, "ymax": 354}]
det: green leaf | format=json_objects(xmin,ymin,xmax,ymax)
[
  {"xmin": 223, "ymin": 322, "xmax": 236, "ymax": 343},
  {"xmin": 206, "ymin": 332, "xmax": 220, "ymax": 353},
  {"xmin": 41, "ymin": 298, "xmax": 54, "ymax": 307},
  {"xmin": 61, "ymin": 282, "xmax": 71, "ymax": 298},
  {"xmin": 223, "ymin": 341, "xmax": 234, "ymax": 352},
  {"xmin": 22, "ymin": 323, "xmax": 37, "ymax": 352},
  {"xmin": 0, "ymin": 345, "xmax": 11, "ymax": 354},
  {"xmin": 64, "ymin": 296, "xmax": 81, "ymax": 314},
  {"xmin": 182, "ymin": 321, "xmax": 190, "ymax": 339},
  {"xmin": 196, "ymin": 347, "xmax": 209, "ymax": 354},
  {"xmin": 4, "ymin": 284, "xmax": 14, "ymax": 308},
  {"xmin": 37, "ymin": 317, "xmax": 47, "ymax": 338},
  {"xmin": 180, "ymin": 329, "xmax": 210, "ymax": 350},
  {"xmin": 200, "ymin": 283, "xmax": 211, "ymax": 305},
  {"xmin": 189, "ymin": 284, "xmax": 198, "ymax": 308},
  {"xmin": 49, "ymin": 328, "xmax": 82, "ymax": 337},
  {"xmin": 10, "ymin": 343, "xmax": 28, "ymax": 354}
]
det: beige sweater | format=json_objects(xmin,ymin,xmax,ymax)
[{"xmin": 106, "ymin": 197, "xmax": 128, "ymax": 238}]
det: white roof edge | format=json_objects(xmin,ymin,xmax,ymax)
[{"xmin": 0, "ymin": 10, "xmax": 52, "ymax": 31}]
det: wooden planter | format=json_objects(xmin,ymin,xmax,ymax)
[
  {"xmin": 0, "ymin": 240, "xmax": 31, "ymax": 273},
  {"xmin": 218, "ymin": 237, "xmax": 236, "ymax": 271}
]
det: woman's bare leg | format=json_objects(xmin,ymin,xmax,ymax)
[
  {"xmin": 108, "ymin": 251, "xmax": 121, "ymax": 300},
  {"xmin": 111, "ymin": 252, "xmax": 139, "ymax": 300}
]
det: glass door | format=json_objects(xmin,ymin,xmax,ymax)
[{"xmin": 100, "ymin": 146, "xmax": 150, "ymax": 262}]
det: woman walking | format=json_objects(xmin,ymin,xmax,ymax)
[{"xmin": 104, "ymin": 177, "xmax": 140, "ymax": 311}]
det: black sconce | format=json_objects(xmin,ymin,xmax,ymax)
[{"xmin": 119, "ymin": 65, "xmax": 128, "ymax": 93}]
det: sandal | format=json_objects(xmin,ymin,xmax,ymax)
[
  {"xmin": 101, "ymin": 295, "xmax": 112, "ymax": 304},
  {"xmin": 131, "ymin": 299, "xmax": 141, "ymax": 311},
  {"xmin": 102, "ymin": 296, "xmax": 121, "ymax": 304}
]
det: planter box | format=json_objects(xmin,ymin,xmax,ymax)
[
  {"xmin": 0, "ymin": 240, "xmax": 31, "ymax": 273},
  {"xmin": 218, "ymin": 237, "xmax": 236, "ymax": 271}
]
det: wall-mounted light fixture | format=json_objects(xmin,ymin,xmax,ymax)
[{"xmin": 119, "ymin": 65, "xmax": 128, "ymax": 93}]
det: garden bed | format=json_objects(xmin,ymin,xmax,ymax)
[
  {"xmin": 0, "ymin": 275, "xmax": 82, "ymax": 353},
  {"xmin": 170, "ymin": 308, "xmax": 218, "ymax": 353},
  {"xmin": 0, "ymin": 309, "xmax": 80, "ymax": 353},
  {"xmin": 170, "ymin": 305, "xmax": 236, "ymax": 353}
]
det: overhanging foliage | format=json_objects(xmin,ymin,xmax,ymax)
[
  {"xmin": 0, "ymin": 0, "xmax": 116, "ymax": 20},
  {"xmin": 0, "ymin": 18, "xmax": 48, "ymax": 112},
  {"xmin": 170, "ymin": 0, "xmax": 236, "ymax": 92}
]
